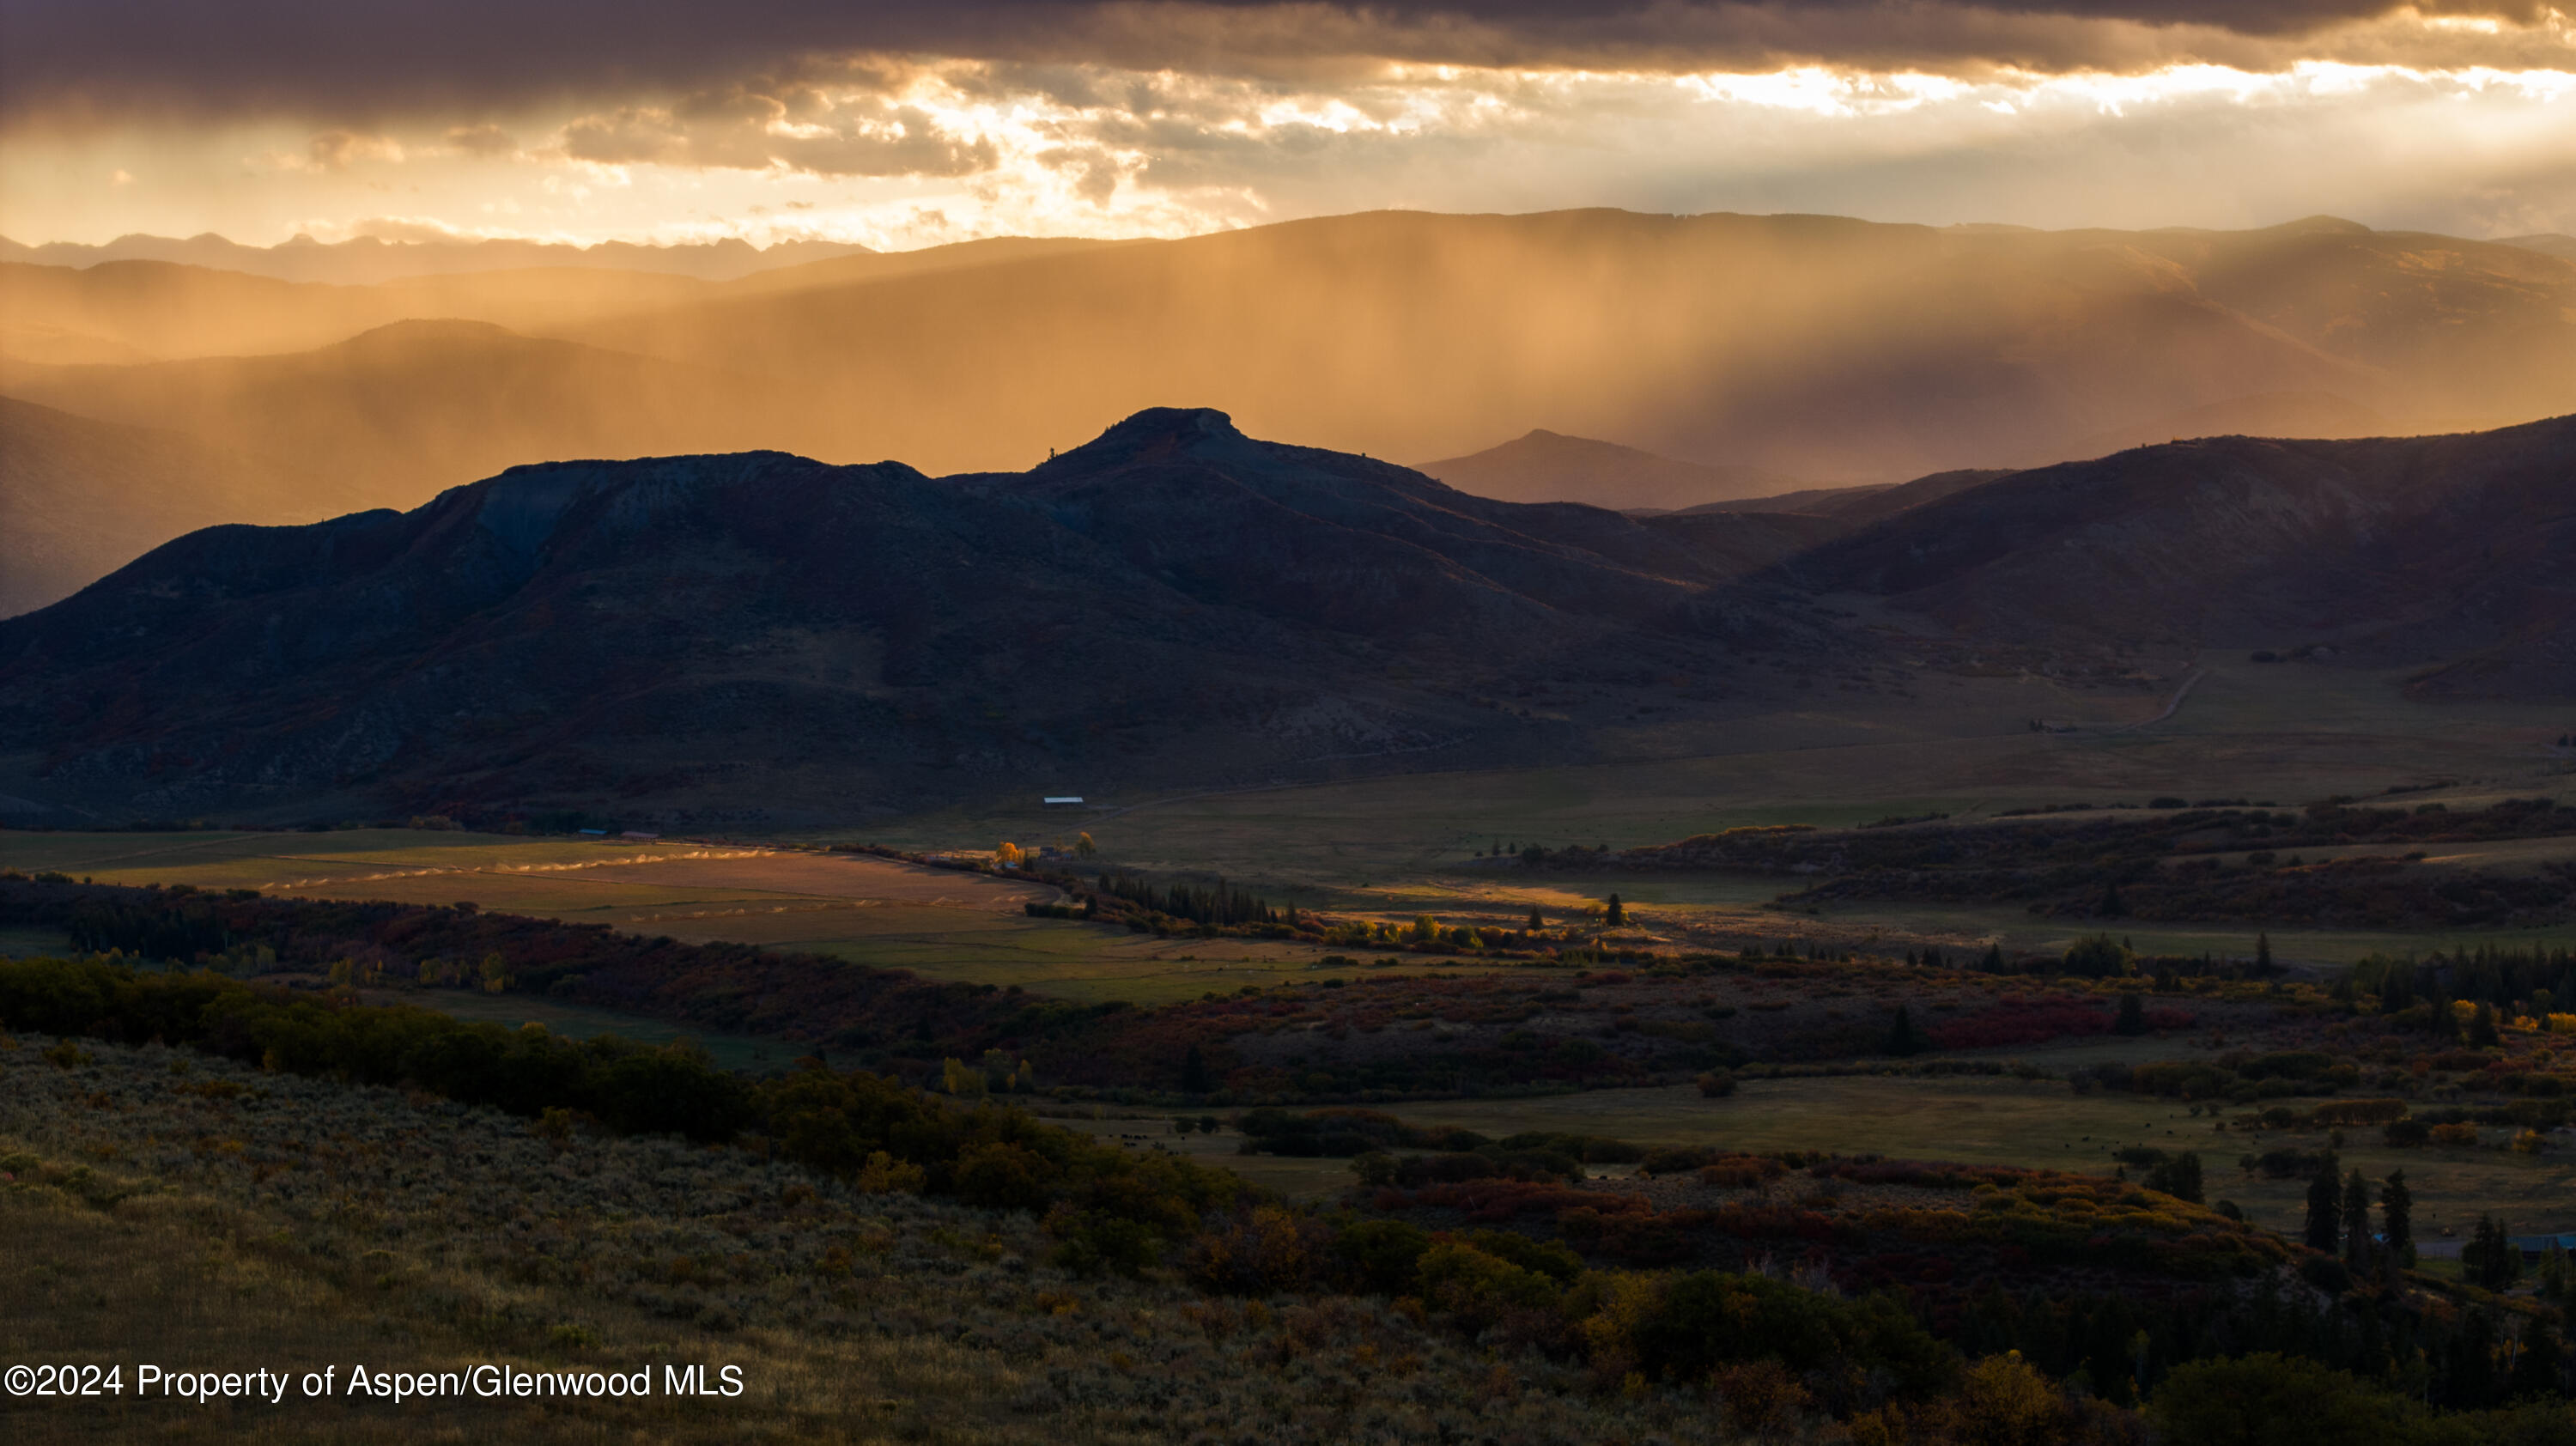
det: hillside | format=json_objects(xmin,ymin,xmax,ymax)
[
  {"xmin": 1783, "ymin": 416, "xmax": 2576, "ymax": 696},
  {"xmin": 0, "ymin": 320, "xmax": 818, "ymax": 501},
  {"xmin": 0, "ymin": 398, "xmax": 350, "ymax": 617},
  {"xmin": 1418, "ymin": 428, "xmax": 1802, "ymax": 510},
  {"xmin": 0, "ymin": 409, "xmax": 1850, "ymax": 824}
]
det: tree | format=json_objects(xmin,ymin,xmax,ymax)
[
  {"xmin": 1075, "ymin": 832, "xmax": 1097, "ymax": 858},
  {"xmin": 2303, "ymin": 1151, "xmax": 2342, "ymax": 1253},
  {"xmin": 2148, "ymin": 1151, "xmax": 2204, "ymax": 1204},
  {"xmin": 2148, "ymin": 1354, "xmax": 2421, "ymax": 1446},
  {"xmin": 2115, "ymin": 992, "xmax": 2146, "ymax": 1036},
  {"xmin": 2469, "ymin": 1001, "xmax": 2501, "ymax": 1048},
  {"xmin": 2099, "ymin": 880, "xmax": 2127, "ymax": 917},
  {"xmin": 1604, "ymin": 893, "xmax": 1625, "ymax": 927},
  {"xmin": 2063, "ymin": 934, "xmax": 2132, "ymax": 977},
  {"xmin": 2342, "ymin": 1170, "xmax": 2373, "ymax": 1268},
  {"xmin": 1885, "ymin": 1005, "xmax": 1925, "ymax": 1057},
  {"xmin": 2507, "ymin": 1319, "xmax": 2567, "ymax": 1401},
  {"xmin": 2256, "ymin": 933, "xmax": 2275, "ymax": 971},
  {"xmin": 2380, "ymin": 1170, "xmax": 2415, "ymax": 1268},
  {"xmin": 1180, "ymin": 1044, "xmax": 1212, "ymax": 1095},
  {"xmin": 1525, "ymin": 906, "xmax": 1544, "ymax": 931},
  {"xmin": 1981, "ymin": 942, "xmax": 2005, "ymax": 971},
  {"xmin": 2467, "ymin": 1214, "xmax": 2523, "ymax": 1291}
]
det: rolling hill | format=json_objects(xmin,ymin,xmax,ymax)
[{"xmin": 1783, "ymin": 415, "xmax": 2576, "ymax": 697}]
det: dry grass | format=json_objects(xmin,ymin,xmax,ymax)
[{"xmin": 0, "ymin": 1034, "xmax": 1747, "ymax": 1446}]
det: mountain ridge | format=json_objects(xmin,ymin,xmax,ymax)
[{"xmin": 7, "ymin": 405, "xmax": 2574, "ymax": 826}]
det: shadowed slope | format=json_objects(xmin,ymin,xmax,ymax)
[
  {"xmin": 0, "ymin": 409, "xmax": 1843, "ymax": 823},
  {"xmin": 1785, "ymin": 416, "xmax": 2576, "ymax": 696}
]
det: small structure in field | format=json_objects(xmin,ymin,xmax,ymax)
[{"xmin": 1042, "ymin": 796, "xmax": 1085, "ymax": 806}]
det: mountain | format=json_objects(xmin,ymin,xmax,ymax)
[
  {"xmin": 0, "ymin": 232, "xmax": 871, "ymax": 283},
  {"xmin": 0, "ymin": 409, "xmax": 1850, "ymax": 824},
  {"xmin": 549, "ymin": 210, "xmax": 2576, "ymax": 479},
  {"xmin": 1418, "ymin": 429, "xmax": 1803, "ymax": 510},
  {"xmin": 0, "ymin": 237, "xmax": 1125, "ymax": 365},
  {"xmin": 0, "ymin": 398, "xmax": 353, "ymax": 617},
  {"xmin": 2502, "ymin": 234, "xmax": 2576, "ymax": 262},
  {"xmin": 0, "ymin": 320, "xmax": 817, "ymax": 502},
  {"xmin": 0, "ymin": 260, "xmax": 715, "ymax": 363},
  {"xmin": 1783, "ymin": 416, "xmax": 2576, "ymax": 696},
  {"xmin": 9, "ymin": 209, "xmax": 2573, "ymax": 536},
  {"xmin": 8, "ymin": 406, "xmax": 2574, "ymax": 824}
]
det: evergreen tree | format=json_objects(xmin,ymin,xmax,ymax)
[
  {"xmin": 1982, "ymin": 942, "xmax": 2005, "ymax": 971},
  {"xmin": 2115, "ymin": 992, "xmax": 2146, "ymax": 1036},
  {"xmin": 2381, "ymin": 1170, "xmax": 2415, "ymax": 1268},
  {"xmin": 1884, "ymin": 1005, "xmax": 1924, "ymax": 1057},
  {"xmin": 2469, "ymin": 1001, "xmax": 2501, "ymax": 1048},
  {"xmin": 2304, "ymin": 1151, "xmax": 2342, "ymax": 1252},
  {"xmin": 2452, "ymin": 1309, "xmax": 2500, "ymax": 1408},
  {"xmin": 2507, "ymin": 1319, "xmax": 2567, "ymax": 1401},
  {"xmin": 2342, "ymin": 1170, "xmax": 2373, "ymax": 1267},
  {"xmin": 1525, "ymin": 906, "xmax": 1544, "ymax": 931},
  {"xmin": 2099, "ymin": 880, "xmax": 2127, "ymax": 917},
  {"xmin": 1604, "ymin": 893, "xmax": 1625, "ymax": 927},
  {"xmin": 2256, "ymin": 932, "xmax": 2274, "ymax": 971},
  {"xmin": 2465, "ymin": 1214, "xmax": 2523, "ymax": 1291},
  {"xmin": 1180, "ymin": 1044, "xmax": 1212, "ymax": 1095}
]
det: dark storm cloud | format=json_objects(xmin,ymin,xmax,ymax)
[{"xmin": 1, "ymin": 0, "xmax": 2554, "ymax": 128}]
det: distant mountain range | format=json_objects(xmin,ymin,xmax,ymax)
[
  {"xmin": 2, "ymin": 210, "xmax": 2567, "ymax": 540},
  {"xmin": 0, "ymin": 232, "xmax": 873, "ymax": 284},
  {"xmin": 3, "ymin": 406, "xmax": 2571, "ymax": 826}
]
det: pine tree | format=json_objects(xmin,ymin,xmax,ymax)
[
  {"xmin": 2304, "ymin": 1151, "xmax": 2343, "ymax": 1252},
  {"xmin": 2342, "ymin": 1169, "xmax": 2374, "ymax": 1267},
  {"xmin": 2470, "ymin": 1001, "xmax": 2501, "ymax": 1048},
  {"xmin": 2099, "ymin": 880, "xmax": 2126, "ymax": 917},
  {"xmin": 1604, "ymin": 893, "xmax": 1625, "ymax": 927},
  {"xmin": 1885, "ymin": 1005, "xmax": 1924, "ymax": 1057},
  {"xmin": 2506, "ymin": 1319, "xmax": 2566, "ymax": 1401},
  {"xmin": 2256, "ymin": 932, "xmax": 2274, "ymax": 971},
  {"xmin": 2115, "ymin": 992, "xmax": 2146, "ymax": 1036},
  {"xmin": 2382, "ymin": 1170, "xmax": 2416, "ymax": 1268},
  {"xmin": 1982, "ymin": 942, "xmax": 2005, "ymax": 971},
  {"xmin": 1526, "ymin": 906, "xmax": 1544, "ymax": 931},
  {"xmin": 1180, "ymin": 1044, "xmax": 1212, "ymax": 1095}
]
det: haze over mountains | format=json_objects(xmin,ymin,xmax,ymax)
[
  {"xmin": 0, "ymin": 232, "xmax": 874, "ymax": 284},
  {"xmin": 5, "ymin": 207, "xmax": 2576, "ymax": 615},
  {"xmin": 3, "ymin": 405, "xmax": 2573, "ymax": 826}
]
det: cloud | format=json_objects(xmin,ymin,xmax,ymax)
[
  {"xmin": 6, "ymin": 0, "xmax": 2573, "ymax": 131},
  {"xmin": 306, "ymin": 129, "xmax": 404, "ymax": 169},
  {"xmin": 444, "ymin": 123, "xmax": 519, "ymax": 155},
  {"xmin": 557, "ymin": 87, "xmax": 999, "ymax": 176}
]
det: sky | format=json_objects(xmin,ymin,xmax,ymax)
[{"xmin": 5, "ymin": 0, "xmax": 2576, "ymax": 251}]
